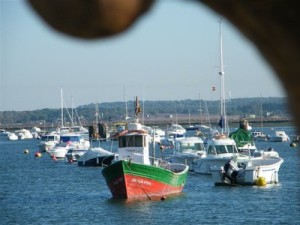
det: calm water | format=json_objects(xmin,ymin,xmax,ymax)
[{"xmin": 1, "ymin": 126, "xmax": 300, "ymax": 225}]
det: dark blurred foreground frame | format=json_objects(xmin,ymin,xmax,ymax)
[{"xmin": 27, "ymin": 0, "xmax": 300, "ymax": 131}]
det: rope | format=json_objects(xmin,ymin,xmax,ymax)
[
  {"xmin": 125, "ymin": 160, "xmax": 151, "ymax": 200},
  {"xmin": 158, "ymin": 161, "xmax": 180, "ymax": 197}
]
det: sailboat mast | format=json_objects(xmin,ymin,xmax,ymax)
[
  {"xmin": 124, "ymin": 87, "xmax": 128, "ymax": 121},
  {"xmin": 219, "ymin": 18, "xmax": 227, "ymax": 134},
  {"xmin": 61, "ymin": 88, "xmax": 64, "ymax": 127},
  {"xmin": 199, "ymin": 93, "xmax": 203, "ymax": 125},
  {"xmin": 95, "ymin": 103, "xmax": 99, "ymax": 124},
  {"xmin": 71, "ymin": 96, "xmax": 74, "ymax": 126},
  {"xmin": 260, "ymin": 95, "xmax": 263, "ymax": 130}
]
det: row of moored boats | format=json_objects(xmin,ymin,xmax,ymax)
[
  {"xmin": 33, "ymin": 115, "xmax": 285, "ymax": 200},
  {"xmin": 1, "ymin": 109, "xmax": 287, "ymax": 201}
]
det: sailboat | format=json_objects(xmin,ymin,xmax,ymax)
[
  {"xmin": 192, "ymin": 19, "xmax": 236, "ymax": 174},
  {"xmin": 251, "ymin": 96, "xmax": 268, "ymax": 141},
  {"xmin": 208, "ymin": 19, "xmax": 284, "ymax": 186},
  {"xmin": 101, "ymin": 96, "xmax": 189, "ymax": 200},
  {"xmin": 59, "ymin": 89, "xmax": 89, "ymax": 135},
  {"xmin": 193, "ymin": 19, "xmax": 281, "ymax": 175}
]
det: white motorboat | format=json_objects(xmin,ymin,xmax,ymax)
[
  {"xmin": 211, "ymin": 155, "xmax": 284, "ymax": 186},
  {"xmin": 15, "ymin": 129, "xmax": 33, "ymax": 139},
  {"xmin": 142, "ymin": 125, "xmax": 165, "ymax": 143},
  {"xmin": 165, "ymin": 123, "xmax": 186, "ymax": 139},
  {"xmin": 0, "ymin": 129, "xmax": 10, "ymax": 137},
  {"xmin": 192, "ymin": 134, "xmax": 281, "ymax": 175},
  {"xmin": 193, "ymin": 135, "xmax": 246, "ymax": 174},
  {"xmin": 47, "ymin": 133, "xmax": 90, "ymax": 159},
  {"xmin": 152, "ymin": 126, "xmax": 166, "ymax": 140},
  {"xmin": 38, "ymin": 132, "xmax": 60, "ymax": 152},
  {"xmin": 165, "ymin": 136, "xmax": 206, "ymax": 171},
  {"xmin": 65, "ymin": 148, "xmax": 89, "ymax": 163},
  {"xmin": 59, "ymin": 126, "xmax": 89, "ymax": 135},
  {"xmin": 194, "ymin": 125, "xmax": 219, "ymax": 140},
  {"xmin": 77, "ymin": 147, "xmax": 115, "ymax": 166},
  {"xmin": 7, "ymin": 132, "xmax": 18, "ymax": 141},
  {"xmin": 30, "ymin": 126, "xmax": 42, "ymax": 138},
  {"xmin": 69, "ymin": 125, "xmax": 89, "ymax": 134},
  {"xmin": 251, "ymin": 130, "xmax": 268, "ymax": 141},
  {"xmin": 238, "ymin": 143, "xmax": 280, "ymax": 158},
  {"xmin": 268, "ymin": 130, "xmax": 290, "ymax": 142}
]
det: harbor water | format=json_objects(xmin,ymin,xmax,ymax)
[{"xmin": 1, "ymin": 126, "xmax": 300, "ymax": 225}]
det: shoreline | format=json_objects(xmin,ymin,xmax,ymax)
[{"xmin": 1, "ymin": 115, "xmax": 295, "ymax": 132}]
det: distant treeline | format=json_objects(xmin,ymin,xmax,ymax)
[{"xmin": 0, "ymin": 97, "xmax": 291, "ymax": 126}]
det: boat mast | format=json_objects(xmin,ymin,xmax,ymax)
[
  {"xmin": 95, "ymin": 103, "xmax": 99, "ymax": 125},
  {"xmin": 199, "ymin": 93, "xmax": 203, "ymax": 125},
  {"xmin": 188, "ymin": 108, "xmax": 191, "ymax": 126},
  {"xmin": 218, "ymin": 18, "xmax": 227, "ymax": 134},
  {"xmin": 260, "ymin": 94, "xmax": 263, "ymax": 130},
  {"xmin": 71, "ymin": 96, "xmax": 74, "ymax": 126},
  {"xmin": 124, "ymin": 87, "xmax": 129, "ymax": 121},
  {"xmin": 61, "ymin": 88, "xmax": 64, "ymax": 127},
  {"xmin": 204, "ymin": 101, "xmax": 211, "ymax": 127}
]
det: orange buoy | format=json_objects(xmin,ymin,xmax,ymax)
[{"xmin": 35, "ymin": 152, "xmax": 41, "ymax": 157}]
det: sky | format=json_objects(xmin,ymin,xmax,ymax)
[{"xmin": 0, "ymin": 0, "xmax": 286, "ymax": 111}]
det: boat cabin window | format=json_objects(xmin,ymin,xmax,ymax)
[
  {"xmin": 60, "ymin": 127, "xmax": 70, "ymax": 133},
  {"xmin": 207, "ymin": 145, "xmax": 217, "ymax": 154},
  {"xmin": 119, "ymin": 135, "xmax": 145, "ymax": 148},
  {"xmin": 71, "ymin": 127, "xmax": 80, "ymax": 132},
  {"xmin": 207, "ymin": 144, "xmax": 237, "ymax": 154},
  {"xmin": 41, "ymin": 136, "xmax": 55, "ymax": 141},
  {"xmin": 226, "ymin": 145, "xmax": 238, "ymax": 153},
  {"xmin": 195, "ymin": 143, "xmax": 205, "ymax": 151},
  {"xmin": 215, "ymin": 145, "xmax": 227, "ymax": 154},
  {"xmin": 61, "ymin": 136, "xmax": 80, "ymax": 143},
  {"xmin": 180, "ymin": 142, "xmax": 205, "ymax": 152}
]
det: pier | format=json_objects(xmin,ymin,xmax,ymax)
[{"xmin": 0, "ymin": 114, "xmax": 294, "ymax": 132}]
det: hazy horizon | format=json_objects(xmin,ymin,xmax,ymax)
[{"xmin": 0, "ymin": 96, "xmax": 287, "ymax": 112}]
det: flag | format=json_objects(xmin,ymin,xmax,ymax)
[
  {"xmin": 135, "ymin": 96, "xmax": 142, "ymax": 116},
  {"xmin": 218, "ymin": 115, "xmax": 225, "ymax": 128}
]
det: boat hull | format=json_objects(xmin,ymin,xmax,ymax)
[
  {"xmin": 102, "ymin": 160, "xmax": 188, "ymax": 200},
  {"xmin": 47, "ymin": 146, "xmax": 68, "ymax": 159},
  {"xmin": 193, "ymin": 156, "xmax": 235, "ymax": 175},
  {"xmin": 211, "ymin": 157, "xmax": 284, "ymax": 185},
  {"xmin": 38, "ymin": 141, "xmax": 57, "ymax": 152}
]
